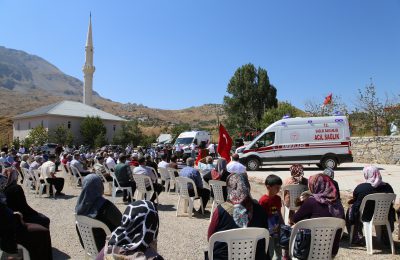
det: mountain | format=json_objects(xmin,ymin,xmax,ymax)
[{"xmin": 0, "ymin": 46, "xmax": 225, "ymax": 143}]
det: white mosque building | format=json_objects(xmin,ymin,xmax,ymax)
[{"xmin": 13, "ymin": 16, "xmax": 125, "ymax": 144}]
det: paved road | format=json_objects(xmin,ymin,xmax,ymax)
[{"xmin": 246, "ymin": 162, "xmax": 400, "ymax": 203}]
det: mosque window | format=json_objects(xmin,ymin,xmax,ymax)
[
  {"xmin": 28, "ymin": 122, "xmax": 31, "ymax": 129},
  {"xmin": 68, "ymin": 121, "xmax": 71, "ymax": 129},
  {"xmin": 113, "ymin": 125, "xmax": 116, "ymax": 131}
]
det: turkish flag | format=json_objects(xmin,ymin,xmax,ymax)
[
  {"xmin": 323, "ymin": 93, "xmax": 333, "ymax": 106},
  {"xmin": 217, "ymin": 124, "xmax": 232, "ymax": 163}
]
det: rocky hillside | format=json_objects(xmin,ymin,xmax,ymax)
[{"xmin": 0, "ymin": 46, "xmax": 225, "ymax": 143}]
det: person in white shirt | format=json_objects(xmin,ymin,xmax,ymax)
[
  {"xmin": 157, "ymin": 154, "xmax": 169, "ymax": 169},
  {"xmin": 226, "ymin": 153, "xmax": 246, "ymax": 174},
  {"xmin": 40, "ymin": 154, "xmax": 65, "ymax": 195},
  {"xmin": 133, "ymin": 157, "xmax": 163, "ymax": 202},
  {"xmin": 18, "ymin": 145, "xmax": 26, "ymax": 154},
  {"xmin": 106, "ymin": 153, "xmax": 116, "ymax": 171},
  {"xmin": 207, "ymin": 143, "xmax": 216, "ymax": 158}
]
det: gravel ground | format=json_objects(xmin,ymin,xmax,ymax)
[{"xmin": 23, "ymin": 171, "xmax": 400, "ymax": 260}]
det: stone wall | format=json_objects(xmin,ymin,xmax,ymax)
[{"xmin": 351, "ymin": 136, "xmax": 400, "ymax": 165}]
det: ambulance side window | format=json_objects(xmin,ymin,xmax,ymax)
[{"xmin": 253, "ymin": 132, "xmax": 275, "ymax": 148}]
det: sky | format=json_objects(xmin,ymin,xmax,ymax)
[{"xmin": 0, "ymin": 1, "xmax": 399, "ymax": 110}]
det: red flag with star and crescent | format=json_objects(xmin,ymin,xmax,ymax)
[{"xmin": 217, "ymin": 123, "xmax": 232, "ymax": 163}]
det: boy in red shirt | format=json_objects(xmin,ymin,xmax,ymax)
[{"xmin": 259, "ymin": 174, "xmax": 284, "ymax": 260}]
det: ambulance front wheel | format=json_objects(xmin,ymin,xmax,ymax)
[
  {"xmin": 321, "ymin": 157, "xmax": 338, "ymax": 170},
  {"xmin": 246, "ymin": 158, "xmax": 260, "ymax": 171}
]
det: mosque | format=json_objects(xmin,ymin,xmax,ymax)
[{"xmin": 12, "ymin": 16, "xmax": 125, "ymax": 144}]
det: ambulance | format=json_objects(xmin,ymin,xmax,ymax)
[
  {"xmin": 236, "ymin": 116, "xmax": 353, "ymax": 170},
  {"xmin": 174, "ymin": 131, "xmax": 211, "ymax": 156}
]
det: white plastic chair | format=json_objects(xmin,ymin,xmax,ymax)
[
  {"xmin": 32, "ymin": 169, "xmax": 55, "ymax": 198},
  {"xmin": 208, "ymin": 227, "xmax": 270, "ymax": 260},
  {"xmin": 167, "ymin": 167, "xmax": 178, "ymax": 193},
  {"xmin": 21, "ymin": 168, "xmax": 33, "ymax": 189},
  {"xmin": 209, "ymin": 180, "xmax": 226, "ymax": 221},
  {"xmin": 349, "ymin": 193, "xmax": 396, "ymax": 255},
  {"xmin": 132, "ymin": 174, "xmax": 158, "ymax": 204},
  {"xmin": 75, "ymin": 215, "xmax": 111, "ymax": 259},
  {"xmin": 175, "ymin": 176, "xmax": 204, "ymax": 218},
  {"xmin": 289, "ymin": 217, "xmax": 345, "ymax": 260},
  {"xmin": 110, "ymin": 171, "xmax": 133, "ymax": 203},
  {"xmin": 281, "ymin": 184, "xmax": 308, "ymax": 225},
  {"xmin": 158, "ymin": 167, "xmax": 170, "ymax": 192},
  {"xmin": 94, "ymin": 169, "xmax": 112, "ymax": 194},
  {"xmin": 70, "ymin": 165, "xmax": 83, "ymax": 188}
]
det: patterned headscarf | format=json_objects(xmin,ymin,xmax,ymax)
[
  {"xmin": 363, "ymin": 165, "xmax": 384, "ymax": 188},
  {"xmin": 308, "ymin": 174, "xmax": 344, "ymax": 218},
  {"xmin": 108, "ymin": 200, "xmax": 159, "ymax": 253},
  {"xmin": 226, "ymin": 173, "xmax": 252, "ymax": 227},
  {"xmin": 289, "ymin": 164, "xmax": 304, "ymax": 184},
  {"xmin": 323, "ymin": 168, "xmax": 335, "ymax": 179},
  {"xmin": 75, "ymin": 174, "xmax": 106, "ymax": 218}
]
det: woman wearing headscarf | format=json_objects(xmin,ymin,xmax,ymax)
[
  {"xmin": 207, "ymin": 173, "xmax": 269, "ymax": 260},
  {"xmin": 293, "ymin": 173, "xmax": 344, "ymax": 256},
  {"xmin": 96, "ymin": 200, "xmax": 163, "ymax": 260},
  {"xmin": 322, "ymin": 168, "xmax": 340, "ymax": 200},
  {"xmin": 203, "ymin": 158, "xmax": 231, "ymax": 201},
  {"xmin": 0, "ymin": 172, "xmax": 53, "ymax": 260},
  {"xmin": 283, "ymin": 164, "xmax": 308, "ymax": 209},
  {"xmin": 346, "ymin": 165, "xmax": 395, "ymax": 244},
  {"xmin": 75, "ymin": 174, "xmax": 122, "ymax": 252},
  {"xmin": 3, "ymin": 166, "xmax": 50, "ymax": 228}
]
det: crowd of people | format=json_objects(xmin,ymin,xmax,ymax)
[{"xmin": 0, "ymin": 142, "xmax": 398, "ymax": 260}]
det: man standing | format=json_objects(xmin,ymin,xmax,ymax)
[
  {"xmin": 18, "ymin": 145, "xmax": 26, "ymax": 155},
  {"xmin": 226, "ymin": 153, "xmax": 247, "ymax": 174},
  {"xmin": 207, "ymin": 143, "xmax": 216, "ymax": 159},
  {"xmin": 133, "ymin": 157, "xmax": 162, "ymax": 202},
  {"xmin": 40, "ymin": 154, "xmax": 65, "ymax": 195},
  {"xmin": 179, "ymin": 157, "xmax": 210, "ymax": 210},
  {"xmin": 115, "ymin": 155, "xmax": 136, "ymax": 203}
]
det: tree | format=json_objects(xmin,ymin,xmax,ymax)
[
  {"xmin": 80, "ymin": 116, "xmax": 107, "ymax": 147},
  {"xmin": 355, "ymin": 81, "xmax": 384, "ymax": 136},
  {"xmin": 140, "ymin": 134, "xmax": 157, "ymax": 147},
  {"xmin": 24, "ymin": 125, "xmax": 48, "ymax": 146},
  {"xmin": 223, "ymin": 63, "xmax": 278, "ymax": 133},
  {"xmin": 112, "ymin": 120, "xmax": 143, "ymax": 147},
  {"xmin": 94, "ymin": 132, "xmax": 108, "ymax": 148},
  {"xmin": 49, "ymin": 124, "xmax": 74, "ymax": 146},
  {"xmin": 262, "ymin": 102, "xmax": 305, "ymax": 127},
  {"xmin": 304, "ymin": 94, "xmax": 348, "ymax": 116}
]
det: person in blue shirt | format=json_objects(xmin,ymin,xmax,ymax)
[{"xmin": 179, "ymin": 157, "xmax": 210, "ymax": 210}]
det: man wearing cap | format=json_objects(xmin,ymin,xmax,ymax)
[
  {"xmin": 40, "ymin": 154, "xmax": 65, "ymax": 195},
  {"xmin": 226, "ymin": 153, "xmax": 247, "ymax": 174}
]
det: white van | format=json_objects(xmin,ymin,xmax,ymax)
[
  {"xmin": 236, "ymin": 116, "xmax": 353, "ymax": 170},
  {"xmin": 174, "ymin": 131, "xmax": 211, "ymax": 155}
]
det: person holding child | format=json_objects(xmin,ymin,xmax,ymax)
[{"xmin": 259, "ymin": 174, "xmax": 284, "ymax": 260}]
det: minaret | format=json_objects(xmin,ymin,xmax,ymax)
[{"xmin": 82, "ymin": 14, "xmax": 95, "ymax": 106}]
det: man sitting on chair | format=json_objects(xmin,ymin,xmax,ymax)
[
  {"xmin": 70, "ymin": 153, "xmax": 91, "ymax": 177},
  {"xmin": 40, "ymin": 154, "xmax": 65, "ymax": 196},
  {"xmin": 133, "ymin": 157, "xmax": 163, "ymax": 202},
  {"xmin": 115, "ymin": 155, "xmax": 136, "ymax": 203},
  {"xmin": 93, "ymin": 156, "xmax": 112, "ymax": 182},
  {"xmin": 180, "ymin": 157, "xmax": 210, "ymax": 210}
]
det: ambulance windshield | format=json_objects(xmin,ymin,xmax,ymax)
[{"xmin": 251, "ymin": 132, "xmax": 275, "ymax": 149}]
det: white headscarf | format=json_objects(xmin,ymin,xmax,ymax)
[{"xmin": 363, "ymin": 165, "xmax": 384, "ymax": 188}]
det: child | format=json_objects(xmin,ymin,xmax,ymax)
[{"xmin": 259, "ymin": 174, "xmax": 284, "ymax": 260}]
